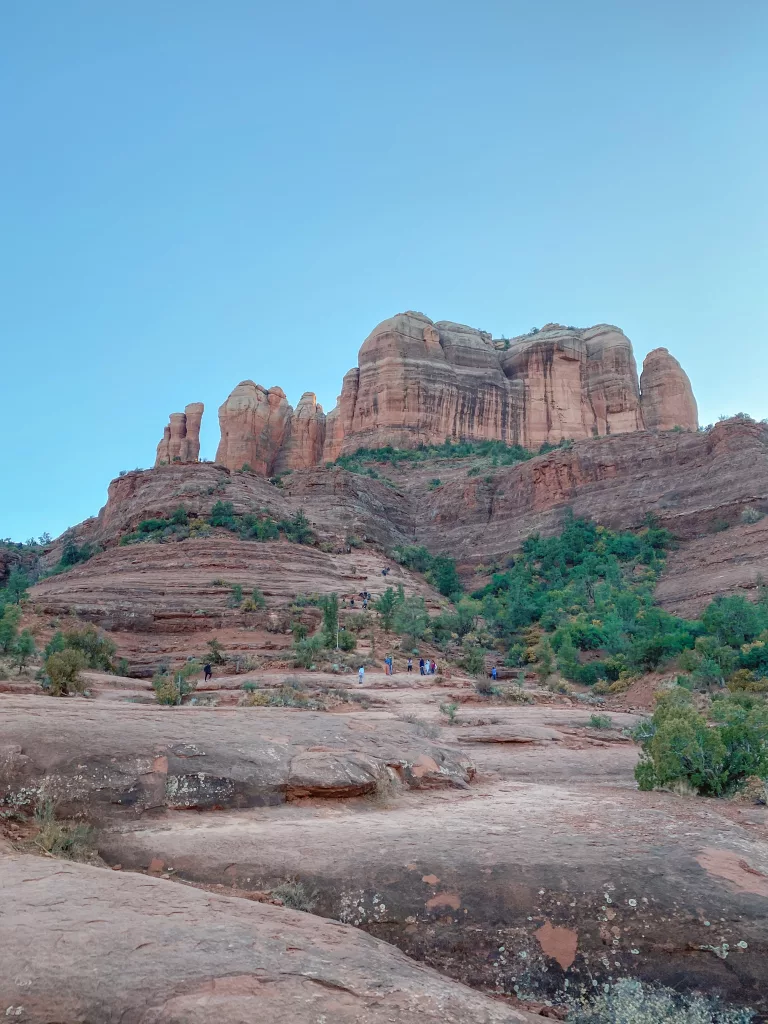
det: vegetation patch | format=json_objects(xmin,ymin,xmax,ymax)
[{"xmin": 119, "ymin": 503, "xmax": 316, "ymax": 548}]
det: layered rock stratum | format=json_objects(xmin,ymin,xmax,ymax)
[{"xmin": 204, "ymin": 312, "xmax": 697, "ymax": 472}]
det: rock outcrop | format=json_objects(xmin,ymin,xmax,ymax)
[
  {"xmin": 323, "ymin": 315, "xmax": 691, "ymax": 460},
  {"xmin": 215, "ymin": 385, "xmax": 326, "ymax": 474},
  {"xmin": 155, "ymin": 402, "xmax": 203, "ymax": 466},
  {"xmin": 215, "ymin": 382, "xmax": 293, "ymax": 475},
  {"xmin": 640, "ymin": 347, "xmax": 698, "ymax": 431},
  {"xmin": 163, "ymin": 313, "xmax": 696, "ymax": 472},
  {"xmin": 275, "ymin": 392, "xmax": 327, "ymax": 472},
  {"xmin": 0, "ymin": 697, "xmax": 472, "ymax": 820}
]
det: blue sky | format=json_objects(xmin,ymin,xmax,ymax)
[{"xmin": 2, "ymin": 0, "xmax": 767, "ymax": 541}]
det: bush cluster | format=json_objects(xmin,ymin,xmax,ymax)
[
  {"xmin": 567, "ymin": 976, "xmax": 753, "ymax": 1023},
  {"xmin": 119, "ymin": 503, "xmax": 316, "ymax": 547},
  {"xmin": 635, "ymin": 688, "xmax": 768, "ymax": 796},
  {"xmin": 332, "ymin": 437, "xmax": 572, "ymax": 476},
  {"xmin": 392, "ymin": 545, "xmax": 462, "ymax": 599}
]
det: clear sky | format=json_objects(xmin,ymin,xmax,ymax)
[{"xmin": 2, "ymin": 0, "xmax": 767, "ymax": 541}]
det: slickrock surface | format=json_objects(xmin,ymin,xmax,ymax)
[
  {"xmin": 67, "ymin": 459, "xmax": 412, "ymax": 551},
  {"xmin": 0, "ymin": 854, "xmax": 535, "ymax": 1024},
  {"xmin": 155, "ymin": 402, "xmax": 203, "ymax": 465},
  {"xmin": 98, "ymin": 699, "xmax": 768, "ymax": 1010},
  {"xmin": 0, "ymin": 697, "xmax": 473, "ymax": 819},
  {"xmin": 640, "ymin": 347, "xmax": 698, "ymax": 431}
]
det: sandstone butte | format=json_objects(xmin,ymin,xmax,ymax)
[{"xmin": 154, "ymin": 312, "xmax": 697, "ymax": 473}]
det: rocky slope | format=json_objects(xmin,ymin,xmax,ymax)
[{"xmin": 170, "ymin": 310, "xmax": 697, "ymax": 473}]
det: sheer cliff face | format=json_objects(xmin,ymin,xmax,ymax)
[
  {"xmin": 640, "ymin": 347, "xmax": 698, "ymax": 431},
  {"xmin": 324, "ymin": 315, "xmax": 649, "ymax": 459},
  {"xmin": 207, "ymin": 311, "xmax": 697, "ymax": 472},
  {"xmin": 322, "ymin": 312, "xmax": 520, "ymax": 460},
  {"xmin": 155, "ymin": 403, "xmax": 203, "ymax": 465}
]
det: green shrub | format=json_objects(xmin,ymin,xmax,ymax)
[
  {"xmin": 393, "ymin": 545, "xmax": 462, "ymax": 598},
  {"xmin": 209, "ymin": 500, "xmax": 237, "ymax": 528},
  {"xmin": 439, "ymin": 701, "xmax": 459, "ymax": 724},
  {"xmin": 741, "ymin": 506, "xmax": 763, "ymax": 525},
  {"xmin": 33, "ymin": 800, "xmax": 96, "ymax": 861},
  {"xmin": 53, "ymin": 538, "xmax": 97, "ymax": 574},
  {"xmin": 271, "ymin": 880, "xmax": 317, "ymax": 912},
  {"xmin": 293, "ymin": 635, "xmax": 325, "ymax": 669},
  {"xmin": 227, "ymin": 583, "xmax": 243, "ymax": 608},
  {"xmin": 153, "ymin": 661, "xmax": 200, "ymax": 705},
  {"xmin": 566, "ymin": 976, "xmax": 753, "ymax": 1023},
  {"xmin": 13, "ymin": 629, "xmax": 36, "ymax": 671},
  {"xmin": 61, "ymin": 627, "xmax": 116, "ymax": 671},
  {"xmin": 459, "ymin": 640, "xmax": 486, "ymax": 677},
  {"xmin": 588, "ymin": 713, "xmax": 613, "ymax": 729},
  {"xmin": 374, "ymin": 587, "xmax": 398, "ymax": 631},
  {"xmin": 1, "ymin": 568, "xmax": 29, "ymax": 605},
  {"xmin": 336, "ymin": 629, "xmax": 357, "ymax": 652},
  {"xmin": 393, "ymin": 595, "xmax": 428, "ymax": 643},
  {"xmin": 206, "ymin": 638, "xmax": 226, "ymax": 664},
  {"xmin": 0, "ymin": 605, "xmax": 21, "ymax": 653},
  {"xmin": 45, "ymin": 649, "xmax": 87, "ymax": 696},
  {"xmin": 280, "ymin": 510, "xmax": 315, "ymax": 545},
  {"xmin": 634, "ymin": 689, "xmax": 768, "ymax": 796}
]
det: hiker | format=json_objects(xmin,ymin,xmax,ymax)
[
  {"xmin": 407, "ymin": 657, "xmax": 413, "ymax": 673},
  {"xmin": 203, "ymin": 663, "xmax": 212, "ymax": 682},
  {"xmin": 384, "ymin": 657, "xmax": 390, "ymax": 676},
  {"xmin": 491, "ymin": 665, "xmax": 497, "ymax": 681},
  {"xmin": 363, "ymin": 598, "xmax": 368, "ymax": 610},
  {"xmin": 350, "ymin": 598, "xmax": 355, "ymax": 607},
  {"xmin": 430, "ymin": 659, "xmax": 436, "ymax": 675},
  {"xmin": 419, "ymin": 657, "xmax": 425, "ymax": 676},
  {"xmin": 387, "ymin": 655, "xmax": 394, "ymax": 675},
  {"xmin": 358, "ymin": 665, "xmax": 365, "ymax": 685}
]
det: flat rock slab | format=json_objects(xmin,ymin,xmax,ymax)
[
  {"xmin": 456, "ymin": 725, "xmax": 564, "ymax": 744},
  {"xmin": 0, "ymin": 696, "xmax": 473, "ymax": 819},
  {"xmin": 0, "ymin": 854, "xmax": 536, "ymax": 1024}
]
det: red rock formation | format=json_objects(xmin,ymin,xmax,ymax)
[
  {"xmin": 215, "ymin": 382, "xmax": 293, "ymax": 475},
  {"xmin": 500, "ymin": 323, "xmax": 643, "ymax": 444},
  {"xmin": 321, "ymin": 315, "xmax": 671, "ymax": 460},
  {"xmin": 154, "ymin": 402, "xmax": 203, "ymax": 466},
  {"xmin": 276, "ymin": 392, "xmax": 327, "ymax": 472},
  {"xmin": 640, "ymin": 347, "xmax": 698, "ymax": 431},
  {"xmin": 197, "ymin": 312, "xmax": 696, "ymax": 470}
]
